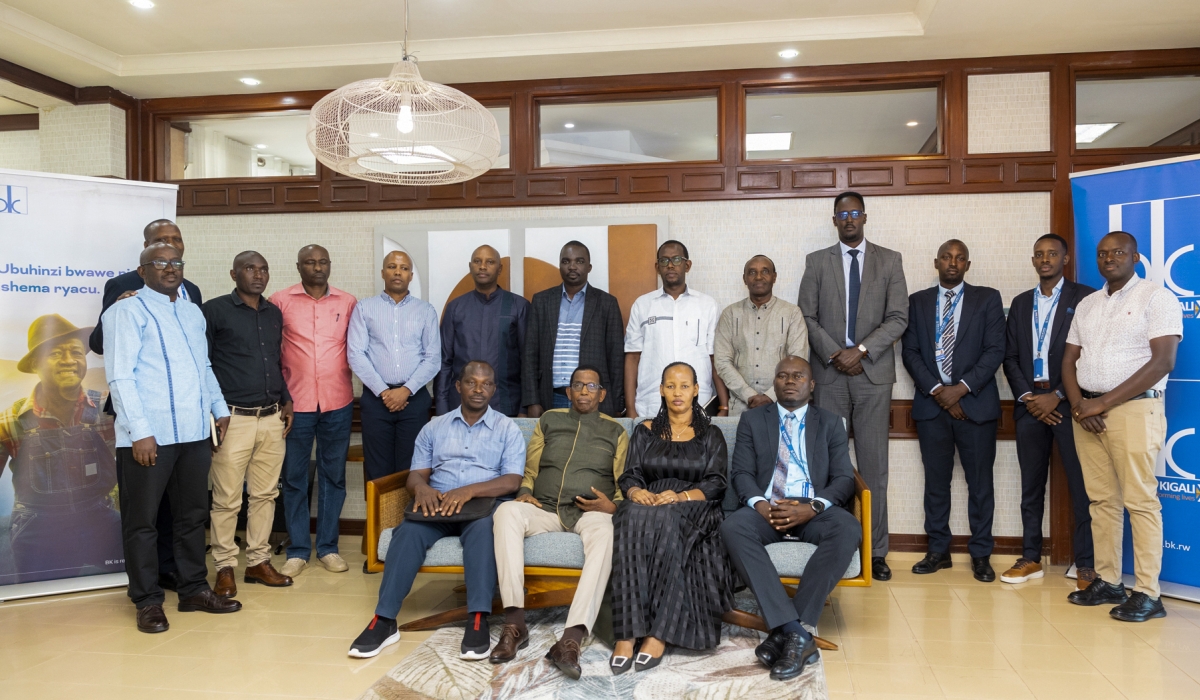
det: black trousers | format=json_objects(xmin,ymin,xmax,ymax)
[
  {"xmin": 360, "ymin": 386, "xmax": 432, "ymax": 483},
  {"xmin": 1015, "ymin": 403, "xmax": 1094, "ymax": 566},
  {"xmin": 916, "ymin": 412, "xmax": 997, "ymax": 558},
  {"xmin": 114, "ymin": 455, "xmax": 176, "ymax": 575},
  {"xmin": 721, "ymin": 505, "xmax": 861, "ymax": 629},
  {"xmin": 117, "ymin": 440, "xmax": 212, "ymax": 608}
]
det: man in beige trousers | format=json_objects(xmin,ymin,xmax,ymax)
[{"xmin": 489, "ymin": 365, "xmax": 628, "ymax": 680}]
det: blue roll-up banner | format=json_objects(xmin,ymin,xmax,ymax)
[{"xmin": 1070, "ymin": 154, "xmax": 1200, "ymax": 602}]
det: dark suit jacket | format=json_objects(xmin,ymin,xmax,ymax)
[
  {"xmin": 1003, "ymin": 279, "xmax": 1096, "ymax": 422},
  {"xmin": 521, "ymin": 284, "xmax": 625, "ymax": 416},
  {"xmin": 901, "ymin": 283, "xmax": 1006, "ymax": 423},
  {"xmin": 729, "ymin": 402, "xmax": 856, "ymax": 509}
]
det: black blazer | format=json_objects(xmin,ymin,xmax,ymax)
[
  {"xmin": 1003, "ymin": 279, "xmax": 1096, "ymax": 422},
  {"xmin": 729, "ymin": 402, "xmax": 856, "ymax": 509},
  {"xmin": 521, "ymin": 284, "xmax": 625, "ymax": 416},
  {"xmin": 901, "ymin": 283, "xmax": 1006, "ymax": 423}
]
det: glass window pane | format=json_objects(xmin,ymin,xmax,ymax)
[
  {"xmin": 1076, "ymin": 75, "xmax": 1200, "ymax": 149},
  {"xmin": 167, "ymin": 111, "xmax": 316, "ymax": 179},
  {"xmin": 539, "ymin": 96, "xmax": 717, "ymax": 167},
  {"xmin": 488, "ymin": 106, "xmax": 510, "ymax": 168},
  {"xmin": 745, "ymin": 87, "xmax": 940, "ymax": 159}
]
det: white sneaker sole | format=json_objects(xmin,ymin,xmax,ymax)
[
  {"xmin": 348, "ymin": 630, "xmax": 400, "ymax": 658},
  {"xmin": 459, "ymin": 648, "xmax": 489, "ymax": 661},
  {"xmin": 1001, "ymin": 569, "xmax": 1045, "ymax": 584}
]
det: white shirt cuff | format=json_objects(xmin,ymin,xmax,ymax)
[
  {"xmin": 929, "ymin": 382, "xmax": 943, "ymax": 394},
  {"xmin": 1018, "ymin": 392, "xmax": 1032, "ymax": 403},
  {"xmin": 748, "ymin": 496, "xmax": 767, "ymax": 508},
  {"xmin": 815, "ymin": 497, "xmax": 832, "ymax": 510}
]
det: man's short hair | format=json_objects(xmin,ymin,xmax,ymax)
[
  {"xmin": 1035, "ymin": 233, "xmax": 1069, "ymax": 253},
  {"xmin": 657, "ymin": 240, "xmax": 689, "ymax": 259},
  {"xmin": 833, "ymin": 191, "xmax": 865, "ymax": 211},
  {"xmin": 561, "ymin": 241, "xmax": 591, "ymax": 259},
  {"xmin": 143, "ymin": 219, "xmax": 179, "ymax": 241},
  {"xmin": 458, "ymin": 360, "xmax": 495, "ymax": 382},
  {"xmin": 570, "ymin": 364, "xmax": 605, "ymax": 387},
  {"xmin": 745, "ymin": 255, "xmax": 776, "ymax": 273},
  {"xmin": 1103, "ymin": 230, "xmax": 1139, "ymax": 253}
]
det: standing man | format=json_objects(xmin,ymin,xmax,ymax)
[
  {"xmin": 104, "ymin": 243, "xmax": 241, "ymax": 633},
  {"xmin": 901, "ymin": 240, "xmax": 1006, "ymax": 583},
  {"xmin": 436, "ymin": 245, "xmax": 529, "ymax": 417},
  {"xmin": 204, "ymin": 251, "xmax": 295, "ymax": 598},
  {"xmin": 797, "ymin": 192, "xmax": 908, "ymax": 581},
  {"xmin": 1063, "ymin": 231, "xmax": 1181, "ymax": 622},
  {"xmin": 348, "ymin": 251, "xmax": 439, "ymax": 490},
  {"xmin": 89, "ymin": 218, "xmax": 202, "ymax": 593},
  {"xmin": 624, "ymin": 240, "xmax": 728, "ymax": 419},
  {"xmin": 1001, "ymin": 234, "xmax": 1097, "ymax": 587},
  {"xmin": 522, "ymin": 241, "xmax": 625, "ymax": 417},
  {"xmin": 716, "ymin": 255, "xmax": 809, "ymax": 416},
  {"xmin": 271, "ymin": 245, "xmax": 357, "ymax": 578}
]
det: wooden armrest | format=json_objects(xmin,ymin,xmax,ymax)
[{"xmin": 365, "ymin": 470, "xmax": 412, "ymax": 573}]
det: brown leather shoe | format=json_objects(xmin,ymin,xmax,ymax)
[
  {"xmin": 136, "ymin": 604, "xmax": 169, "ymax": 634},
  {"xmin": 1077, "ymin": 566, "xmax": 1098, "ymax": 590},
  {"xmin": 488, "ymin": 623, "xmax": 529, "ymax": 664},
  {"xmin": 178, "ymin": 589, "xmax": 243, "ymax": 614},
  {"xmin": 546, "ymin": 637, "xmax": 582, "ymax": 680},
  {"xmin": 244, "ymin": 561, "xmax": 293, "ymax": 588},
  {"xmin": 214, "ymin": 566, "xmax": 237, "ymax": 598}
]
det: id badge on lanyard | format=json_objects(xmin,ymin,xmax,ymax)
[
  {"xmin": 1032, "ymin": 287, "xmax": 1061, "ymax": 379},
  {"xmin": 779, "ymin": 414, "xmax": 812, "ymax": 500}
]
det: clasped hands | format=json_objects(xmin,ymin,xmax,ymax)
[
  {"xmin": 1071, "ymin": 396, "xmax": 1108, "ymax": 434},
  {"xmin": 628, "ymin": 487, "xmax": 692, "ymax": 506},
  {"xmin": 829, "ymin": 347, "xmax": 866, "ymax": 376},
  {"xmin": 381, "ymin": 386, "xmax": 412, "ymax": 412},
  {"xmin": 1023, "ymin": 392, "xmax": 1063, "ymax": 426},
  {"xmin": 411, "ymin": 482, "xmax": 478, "ymax": 516},
  {"xmin": 515, "ymin": 488, "xmax": 617, "ymax": 514},
  {"xmin": 754, "ymin": 499, "xmax": 817, "ymax": 532},
  {"xmin": 931, "ymin": 382, "xmax": 969, "ymax": 420}
]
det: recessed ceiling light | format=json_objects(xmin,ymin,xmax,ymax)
[
  {"xmin": 564, "ymin": 123, "xmax": 575, "ymax": 129},
  {"xmin": 129, "ymin": 0, "xmax": 155, "ymax": 8},
  {"xmin": 1076, "ymin": 123, "xmax": 1120, "ymax": 143},
  {"xmin": 906, "ymin": 121, "xmax": 919, "ymax": 127},
  {"xmin": 771, "ymin": 114, "xmax": 783, "ymax": 119},
  {"xmin": 255, "ymin": 144, "xmax": 268, "ymax": 149},
  {"xmin": 746, "ymin": 132, "xmax": 793, "ymax": 151},
  {"xmin": 239, "ymin": 77, "xmax": 261, "ymax": 86},
  {"xmin": 778, "ymin": 49, "xmax": 800, "ymax": 59}
]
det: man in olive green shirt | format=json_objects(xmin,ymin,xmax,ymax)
[
  {"xmin": 490, "ymin": 364, "xmax": 628, "ymax": 678},
  {"xmin": 715, "ymin": 255, "xmax": 810, "ymax": 416}
]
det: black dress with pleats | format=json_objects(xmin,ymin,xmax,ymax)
[{"xmin": 610, "ymin": 423, "xmax": 734, "ymax": 649}]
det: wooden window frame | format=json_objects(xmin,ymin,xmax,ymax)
[{"xmin": 1071, "ymin": 64, "xmax": 1200, "ymax": 158}]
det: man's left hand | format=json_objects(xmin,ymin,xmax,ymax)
[
  {"xmin": 747, "ymin": 394, "xmax": 772, "ymax": 409},
  {"xmin": 1073, "ymin": 397, "xmax": 1107, "ymax": 421},
  {"xmin": 212, "ymin": 416, "xmax": 230, "ymax": 453},
  {"xmin": 381, "ymin": 387, "xmax": 411, "ymax": 412},
  {"xmin": 576, "ymin": 487, "xmax": 617, "ymax": 515},
  {"xmin": 830, "ymin": 347, "xmax": 865, "ymax": 374},
  {"xmin": 933, "ymin": 383, "xmax": 969, "ymax": 410},
  {"xmin": 1025, "ymin": 393, "xmax": 1062, "ymax": 425},
  {"xmin": 279, "ymin": 402, "xmax": 295, "ymax": 436},
  {"xmin": 437, "ymin": 485, "xmax": 476, "ymax": 515},
  {"xmin": 768, "ymin": 500, "xmax": 817, "ymax": 532}
]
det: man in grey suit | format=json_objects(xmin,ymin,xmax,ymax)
[{"xmin": 797, "ymin": 191, "xmax": 908, "ymax": 581}]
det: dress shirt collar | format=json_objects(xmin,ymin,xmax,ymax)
[
  {"xmin": 287, "ymin": 284, "xmax": 341, "ymax": 299},
  {"xmin": 450, "ymin": 405, "xmax": 498, "ymax": 430},
  {"xmin": 744, "ymin": 295, "xmax": 777, "ymax": 311},
  {"xmin": 472, "ymin": 287, "xmax": 505, "ymax": 304},
  {"xmin": 1037, "ymin": 277, "xmax": 1064, "ymax": 299},
  {"xmin": 937, "ymin": 281, "xmax": 965, "ymax": 299},
  {"xmin": 138, "ymin": 285, "xmax": 178, "ymax": 305},
  {"xmin": 1103, "ymin": 274, "xmax": 1141, "ymax": 298},
  {"xmin": 562, "ymin": 283, "xmax": 588, "ymax": 301},
  {"xmin": 839, "ymin": 239, "xmax": 867, "ymax": 256},
  {"xmin": 229, "ymin": 290, "xmax": 271, "ymax": 310},
  {"xmin": 378, "ymin": 290, "xmax": 413, "ymax": 307},
  {"xmin": 777, "ymin": 402, "xmax": 810, "ymax": 423},
  {"xmin": 655, "ymin": 285, "xmax": 691, "ymax": 300},
  {"xmin": 567, "ymin": 405, "xmax": 601, "ymax": 423}
]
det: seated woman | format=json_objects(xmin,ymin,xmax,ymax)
[{"xmin": 609, "ymin": 361, "xmax": 733, "ymax": 674}]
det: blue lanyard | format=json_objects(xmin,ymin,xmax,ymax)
[
  {"xmin": 779, "ymin": 411, "xmax": 808, "ymax": 476},
  {"xmin": 1032, "ymin": 286, "xmax": 1061, "ymax": 357},
  {"xmin": 934, "ymin": 288, "xmax": 963, "ymax": 347}
]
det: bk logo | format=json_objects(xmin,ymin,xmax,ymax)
[{"xmin": 0, "ymin": 184, "xmax": 27, "ymax": 215}]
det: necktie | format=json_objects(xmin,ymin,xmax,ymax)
[
  {"xmin": 772, "ymin": 413, "xmax": 797, "ymax": 502},
  {"xmin": 846, "ymin": 249, "xmax": 860, "ymax": 346},
  {"xmin": 940, "ymin": 289, "xmax": 956, "ymax": 379}
]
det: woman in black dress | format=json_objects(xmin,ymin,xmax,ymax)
[{"xmin": 609, "ymin": 361, "xmax": 734, "ymax": 673}]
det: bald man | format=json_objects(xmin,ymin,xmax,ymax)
[
  {"xmin": 348, "ymin": 250, "xmax": 440, "ymax": 490},
  {"xmin": 436, "ymin": 245, "xmax": 530, "ymax": 416}
]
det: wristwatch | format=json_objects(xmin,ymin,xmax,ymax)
[
  {"xmin": 810, "ymin": 500, "xmax": 826, "ymax": 515},
  {"xmin": 856, "ymin": 344, "xmax": 868, "ymax": 357},
  {"xmin": 1055, "ymin": 389, "xmax": 1066, "ymax": 400}
]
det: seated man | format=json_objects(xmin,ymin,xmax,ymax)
[
  {"xmin": 720, "ymin": 356, "xmax": 862, "ymax": 681},
  {"xmin": 490, "ymin": 365, "xmax": 628, "ymax": 679},
  {"xmin": 348, "ymin": 360, "xmax": 525, "ymax": 660}
]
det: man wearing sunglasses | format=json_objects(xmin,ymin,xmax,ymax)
[{"xmin": 797, "ymin": 192, "xmax": 909, "ymax": 582}]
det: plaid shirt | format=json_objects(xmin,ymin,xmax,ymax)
[{"xmin": 0, "ymin": 387, "xmax": 115, "ymax": 466}]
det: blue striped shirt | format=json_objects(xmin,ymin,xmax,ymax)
[
  {"xmin": 412, "ymin": 406, "xmax": 526, "ymax": 492},
  {"xmin": 347, "ymin": 292, "xmax": 441, "ymax": 397},
  {"xmin": 552, "ymin": 284, "xmax": 586, "ymax": 388},
  {"xmin": 103, "ymin": 286, "xmax": 229, "ymax": 447}
]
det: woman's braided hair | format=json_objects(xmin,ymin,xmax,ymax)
[{"xmin": 649, "ymin": 361, "xmax": 710, "ymax": 441}]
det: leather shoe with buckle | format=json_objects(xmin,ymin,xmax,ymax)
[
  {"xmin": 488, "ymin": 624, "xmax": 529, "ymax": 664},
  {"xmin": 178, "ymin": 589, "xmax": 243, "ymax": 614},
  {"xmin": 1110, "ymin": 591, "xmax": 1167, "ymax": 622},
  {"xmin": 546, "ymin": 637, "xmax": 583, "ymax": 680},
  {"xmin": 755, "ymin": 630, "xmax": 788, "ymax": 667},
  {"xmin": 1068, "ymin": 578, "xmax": 1128, "ymax": 606},
  {"xmin": 244, "ymin": 561, "xmax": 293, "ymax": 587},
  {"xmin": 136, "ymin": 604, "xmax": 169, "ymax": 634},
  {"xmin": 770, "ymin": 631, "xmax": 819, "ymax": 681},
  {"xmin": 872, "ymin": 557, "xmax": 892, "ymax": 581},
  {"xmin": 214, "ymin": 566, "xmax": 237, "ymax": 598},
  {"xmin": 912, "ymin": 552, "xmax": 952, "ymax": 575},
  {"xmin": 972, "ymin": 556, "xmax": 996, "ymax": 583}
]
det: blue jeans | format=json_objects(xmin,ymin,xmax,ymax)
[
  {"xmin": 552, "ymin": 391, "xmax": 571, "ymax": 409},
  {"xmin": 282, "ymin": 403, "xmax": 353, "ymax": 561}
]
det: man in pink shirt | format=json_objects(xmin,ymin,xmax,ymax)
[{"xmin": 270, "ymin": 245, "xmax": 357, "ymax": 578}]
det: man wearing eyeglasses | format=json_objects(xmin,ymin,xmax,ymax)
[
  {"xmin": 490, "ymin": 365, "xmax": 628, "ymax": 679},
  {"xmin": 103, "ymin": 243, "xmax": 241, "ymax": 633},
  {"xmin": 798, "ymin": 192, "xmax": 909, "ymax": 582}
]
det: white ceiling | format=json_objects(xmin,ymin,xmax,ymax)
[{"xmin": 0, "ymin": 1, "xmax": 1198, "ymax": 99}]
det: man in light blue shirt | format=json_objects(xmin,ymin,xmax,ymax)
[
  {"xmin": 103, "ymin": 243, "xmax": 240, "ymax": 633},
  {"xmin": 350, "ymin": 360, "xmax": 524, "ymax": 661},
  {"xmin": 349, "ymin": 251, "xmax": 441, "ymax": 486}
]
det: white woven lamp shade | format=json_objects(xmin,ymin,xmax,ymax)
[{"xmin": 307, "ymin": 59, "xmax": 501, "ymax": 186}]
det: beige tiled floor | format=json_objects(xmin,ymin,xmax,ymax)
[{"xmin": 2, "ymin": 543, "xmax": 1199, "ymax": 699}]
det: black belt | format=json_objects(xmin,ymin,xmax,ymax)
[
  {"xmin": 1080, "ymin": 389, "xmax": 1161, "ymax": 400},
  {"xmin": 229, "ymin": 403, "xmax": 279, "ymax": 417}
]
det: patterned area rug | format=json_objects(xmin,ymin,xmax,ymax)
[{"xmin": 359, "ymin": 598, "xmax": 827, "ymax": 700}]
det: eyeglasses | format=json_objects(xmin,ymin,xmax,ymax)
[
  {"xmin": 657, "ymin": 255, "xmax": 688, "ymax": 268},
  {"xmin": 835, "ymin": 210, "xmax": 865, "ymax": 221},
  {"xmin": 142, "ymin": 260, "xmax": 185, "ymax": 270},
  {"xmin": 570, "ymin": 381, "xmax": 602, "ymax": 392}
]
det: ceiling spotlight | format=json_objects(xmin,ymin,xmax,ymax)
[
  {"xmin": 239, "ymin": 77, "xmax": 261, "ymax": 86},
  {"xmin": 906, "ymin": 121, "xmax": 919, "ymax": 127},
  {"xmin": 129, "ymin": 0, "xmax": 155, "ymax": 8},
  {"xmin": 778, "ymin": 49, "xmax": 800, "ymax": 59},
  {"xmin": 771, "ymin": 114, "xmax": 783, "ymax": 119},
  {"xmin": 564, "ymin": 123, "xmax": 575, "ymax": 129},
  {"xmin": 255, "ymin": 144, "xmax": 268, "ymax": 149}
]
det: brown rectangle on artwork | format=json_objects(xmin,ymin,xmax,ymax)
[
  {"xmin": 607, "ymin": 224, "xmax": 660, "ymax": 326},
  {"xmin": 963, "ymin": 163, "xmax": 1004, "ymax": 184},
  {"xmin": 284, "ymin": 186, "xmax": 321, "ymax": 203},
  {"xmin": 905, "ymin": 165, "xmax": 951, "ymax": 185},
  {"xmin": 629, "ymin": 175, "xmax": 671, "ymax": 194},
  {"xmin": 792, "ymin": 169, "xmax": 836, "ymax": 189},
  {"xmin": 578, "ymin": 177, "xmax": 620, "ymax": 195},
  {"xmin": 848, "ymin": 167, "xmax": 893, "ymax": 187}
]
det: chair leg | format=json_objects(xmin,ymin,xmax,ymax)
[
  {"xmin": 719, "ymin": 610, "xmax": 839, "ymax": 651},
  {"xmin": 398, "ymin": 598, "xmax": 505, "ymax": 632}
]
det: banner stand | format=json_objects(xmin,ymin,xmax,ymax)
[{"xmin": 0, "ymin": 573, "xmax": 127, "ymax": 604}]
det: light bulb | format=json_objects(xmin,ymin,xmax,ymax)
[{"xmin": 397, "ymin": 105, "xmax": 414, "ymax": 134}]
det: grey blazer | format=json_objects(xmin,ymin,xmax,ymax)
[{"xmin": 797, "ymin": 241, "xmax": 909, "ymax": 385}]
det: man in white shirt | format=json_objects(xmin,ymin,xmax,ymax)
[{"xmin": 624, "ymin": 240, "xmax": 728, "ymax": 418}]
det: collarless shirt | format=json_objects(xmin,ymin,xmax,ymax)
[
  {"xmin": 437, "ymin": 287, "xmax": 529, "ymax": 416},
  {"xmin": 552, "ymin": 284, "xmax": 587, "ymax": 388},
  {"xmin": 411, "ymin": 405, "xmax": 526, "ymax": 492},
  {"xmin": 103, "ymin": 286, "xmax": 229, "ymax": 447},
  {"xmin": 269, "ymin": 284, "xmax": 357, "ymax": 413},
  {"xmin": 1031, "ymin": 277, "xmax": 1065, "ymax": 382},
  {"xmin": 1066, "ymin": 275, "xmax": 1183, "ymax": 393},
  {"xmin": 624, "ymin": 286, "xmax": 719, "ymax": 417},
  {"xmin": 347, "ymin": 291, "xmax": 440, "ymax": 397},
  {"xmin": 840, "ymin": 239, "xmax": 867, "ymax": 347},
  {"xmin": 203, "ymin": 291, "xmax": 289, "ymax": 408},
  {"xmin": 933, "ymin": 282, "xmax": 966, "ymax": 388},
  {"xmin": 714, "ymin": 295, "xmax": 809, "ymax": 409}
]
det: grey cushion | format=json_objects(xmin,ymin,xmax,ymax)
[
  {"xmin": 767, "ymin": 542, "xmax": 861, "ymax": 579},
  {"xmin": 378, "ymin": 529, "xmax": 586, "ymax": 569}
]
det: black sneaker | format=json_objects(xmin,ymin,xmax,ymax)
[
  {"xmin": 1110, "ymin": 592, "xmax": 1167, "ymax": 622},
  {"xmin": 348, "ymin": 615, "xmax": 400, "ymax": 658},
  {"xmin": 1067, "ymin": 578, "xmax": 1128, "ymax": 606},
  {"xmin": 461, "ymin": 612, "xmax": 490, "ymax": 660}
]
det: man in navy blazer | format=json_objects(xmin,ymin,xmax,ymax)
[
  {"xmin": 1001, "ymin": 234, "xmax": 1096, "ymax": 587},
  {"xmin": 722, "ymin": 356, "xmax": 861, "ymax": 682},
  {"xmin": 901, "ymin": 239, "xmax": 1005, "ymax": 582}
]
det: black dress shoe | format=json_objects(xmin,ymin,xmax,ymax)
[
  {"xmin": 157, "ymin": 571, "xmax": 179, "ymax": 592},
  {"xmin": 1067, "ymin": 578, "xmax": 1128, "ymax": 606},
  {"xmin": 136, "ymin": 604, "xmax": 169, "ymax": 634},
  {"xmin": 1110, "ymin": 591, "xmax": 1167, "ymax": 622},
  {"xmin": 177, "ymin": 589, "xmax": 243, "ymax": 614},
  {"xmin": 872, "ymin": 557, "xmax": 892, "ymax": 581},
  {"xmin": 971, "ymin": 556, "xmax": 996, "ymax": 583},
  {"xmin": 755, "ymin": 630, "xmax": 788, "ymax": 667},
  {"xmin": 633, "ymin": 650, "xmax": 665, "ymax": 672},
  {"xmin": 912, "ymin": 552, "xmax": 952, "ymax": 575},
  {"xmin": 770, "ymin": 632, "xmax": 819, "ymax": 681}
]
